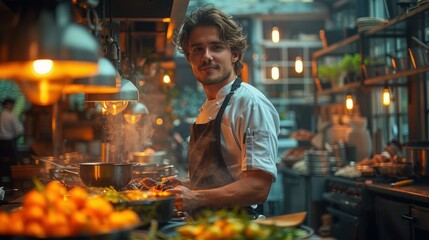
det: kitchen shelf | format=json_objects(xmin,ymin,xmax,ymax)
[{"xmin": 312, "ymin": 4, "xmax": 429, "ymax": 95}]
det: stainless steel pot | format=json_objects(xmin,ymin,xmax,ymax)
[
  {"xmin": 79, "ymin": 163, "xmax": 134, "ymax": 189},
  {"xmin": 131, "ymin": 151, "xmax": 166, "ymax": 164},
  {"xmin": 404, "ymin": 142, "xmax": 429, "ymax": 177},
  {"xmin": 37, "ymin": 157, "xmax": 134, "ymax": 189}
]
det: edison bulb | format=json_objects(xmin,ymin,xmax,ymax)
[
  {"xmin": 382, "ymin": 88, "xmax": 391, "ymax": 106},
  {"xmin": 101, "ymin": 101, "xmax": 129, "ymax": 115},
  {"xmin": 33, "ymin": 59, "xmax": 54, "ymax": 75},
  {"xmin": 271, "ymin": 66, "xmax": 279, "ymax": 80},
  {"xmin": 295, "ymin": 56, "xmax": 303, "ymax": 73},
  {"xmin": 163, "ymin": 74, "xmax": 171, "ymax": 85},
  {"xmin": 346, "ymin": 94, "xmax": 354, "ymax": 110},
  {"xmin": 123, "ymin": 114, "xmax": 142, "ymax": 125},
  {"xmin": 271, "ymin": 27, "xmax": 280, "ymax": 43}
]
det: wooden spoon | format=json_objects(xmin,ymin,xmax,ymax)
[{"xmin": 255, "ymin": 211, "xmax": 307, "ymax": 227}]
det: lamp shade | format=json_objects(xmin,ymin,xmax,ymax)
[
  {"xmin": 85, "ymin": 78, "xmax": 139, "ymax": 102},
  {"xmin": 123, "ymin": 102, "xmax": 149, "ymax": 124},
  {"xmin": 0, "ymin": 0, "xmax": 99, "ymax": 80},
  {"xmin": 63, "ymin": 58, "xmax": 121, "ymax": 94}
]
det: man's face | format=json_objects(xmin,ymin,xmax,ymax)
[{"xmin": 186, "ymin": 26, "xmax": 238, "ymax": 87}]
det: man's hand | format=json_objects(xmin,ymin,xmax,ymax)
[{"xmin": 166, "ymin": 185, "xmax": 199, "ymax": 212}]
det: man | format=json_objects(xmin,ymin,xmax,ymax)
[
  {"xmin": 0, "ymin": 98, "xmax": 24, "ymax": 184},
  {"xmin": 166, "ymin": 5, "xmax": 280, "ymax": 218}
]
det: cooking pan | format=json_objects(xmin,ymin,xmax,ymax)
[
  {"xmin": 79, "ymin": 162, "xmax": 133, "ymax": 190},
  {"xmin": 37, "ymin": 157, "xmax": 133, "ymax": 189}
]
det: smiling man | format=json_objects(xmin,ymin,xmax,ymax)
[{"xmin": 166, "ymin": 5, "xmax": 280, "ymax": 219}]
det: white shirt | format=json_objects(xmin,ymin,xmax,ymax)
[
  {"xmin": 0, "ymin": 109, "xmax": 24, "ymax": 140},
  {"xmin": 196, "ymin": 81, "xmax": 280, "ymax": 180}
]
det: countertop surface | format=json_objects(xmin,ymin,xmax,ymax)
[{"xmin": 365, "ymin": 179, "xmax": 429, "ymax": 203}]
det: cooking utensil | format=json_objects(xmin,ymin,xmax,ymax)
[
  {"xmin": 255, "ymin": 211, "xmax": 307, "ymax": 227},
  {"xmin": 390, "ymin": 179, "xmax": 414, "ymax": 187},
  {"xmin": 79, "ymin": 163, "xmax": 133, "ymax": 190},
  {"xmin": 131, "ymin": 151, "xmax": 166, "ymax": 164},
  {"xmin": 404, "ymin": 142, "xmax": 429, "ymax": 177},
  {"xmin": 133, "ymin": 163, "xmax": 177, "ymax": 180},
  {"xmin": 37, "ymin": 157, "xmax": 134, "ymax": 189}
]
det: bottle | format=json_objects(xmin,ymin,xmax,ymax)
[{"xmin": 347, "ymin": 116, "xmax": 372, "ymax": 162}]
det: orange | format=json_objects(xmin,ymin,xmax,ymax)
[
  {"xmin": 9, "ymin": 210, "xmax": 25, "ymax": 235},
  {"xmin": 44, "ymin": 181, "xmax": 67, "ymax": 204},
  {"xmin": 69, "ymin": 211, "xmax": 90, "ymax": 235},
  {"xmin": 53, "ymin": 199, "xmax": 78, "ymax": 216},
  {"xmin": 23, "ymin": 205, "xmax": 45, "ymax": 223},
  {"xmin": 119, "ymin": 209, "xmax": 140, "ymax": 226},
  {"xmin": 68, "ymin": 186, "xmax": 89, "ymax": 209},
  {"xmin": 0, "ymin": 212, "xmax": 10, "ymax": 235},
  {"xmin": 43, "ymin": 210, "xmax": 70, "ymax": 237},
  {"xmin": 107, "ymin": 211, "xmax": 126, "ymax": 230},
  {"xmin": 23, "ymin": 189, "xmax": 47, "ymax": 210},
  {"xmin": 83, "ymin": 197, "xmax": 114, "ymax": 219},
  {"xmin": 25, "ymin": 221, "xmax": 46, "ymax": 238}
]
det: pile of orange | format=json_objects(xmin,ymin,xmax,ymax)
[{"xmin": 0, "ymin": 181, "xmax": 140, "ymax": 238}]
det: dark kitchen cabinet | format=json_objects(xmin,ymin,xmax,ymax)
[
  {"xmin": 374, "ymin": 195, "xmax": 429, "ymax": 240},
  {"xmin": 366, "ymin": 183, "xmax": 429, "ymax": 240},
  {"xmin": 374, "ymin": 196, "xmax": 411, "ymax": 240},
  {"xmin": 411, "ymin": 205, "xmax": 429, "ymax": 239}
]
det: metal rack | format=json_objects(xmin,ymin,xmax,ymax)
[{"xmin": 312, "ymin": 4, "xmax": 429, "ymax": 95}]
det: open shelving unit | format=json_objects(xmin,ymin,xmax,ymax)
[{"xmin": 312, "ymin": 3, "xmax": 429, "ymax": 96}]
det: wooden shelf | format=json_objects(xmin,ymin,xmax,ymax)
[{"xmin": 313, "ymin": 4, "xmax": 429, "ymax": 96}]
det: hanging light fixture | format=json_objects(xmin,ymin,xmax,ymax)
[
  {"xmin": 271, "ymin": 26, "xmax": 280, "ymax": 43},
  {"xmin": 85, "ymin": 77, "xmax": 139, "ymax": 115},
  {"xmin": 295, "ymin": 56, "xmax": 303, "ymax": 73},
  {"xmin": 271, "ymin": 66, "xmax": 280, "ymax": 80},
  {"xmin": 345, "ymin": 93, "xmax": 354, "ymax": 110},
  {"xmin": 162, "ymin": 73, "xmax": 172, "ymax": 85},
  {"xmin": 63, "ymin": 57, "xmax": 120, "ymax": 94},
  {"xmin": 382, "ymin": 86, "xmax": 391, "ymax": 106},
  {"xmin": 123, "ymin": 102, "xmax": 149, "ymax": 125},
  {"xmin": 0, "ymin": 0, "xmax": 99, "ymax": 105}
]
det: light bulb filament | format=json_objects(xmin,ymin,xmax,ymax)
[
  {"xmin": 382, "ymin": 88, "xmax": 391, "ymax": 106},
  {"xmin": 271, "ymin": 66, "xmax": 279, "ymax": 80},
  {"xmin": 346, "ymin": 94, "xmax": 353, "ymax": 110},
  {"xmin": 33, "ymin": 59, "xmax": 53, "ymax": 75},
  {"xmin": 295, "ymin": 56, "xmax": 303, "ymax": 73}
]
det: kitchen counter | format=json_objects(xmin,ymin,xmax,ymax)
[{"xmin": 365, "ymin": 179, "xmax": 429, "ymax": 204}]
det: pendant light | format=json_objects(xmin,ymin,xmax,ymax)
[
  {"xmin": 271, "ymin": 66, "xmax": 280, "ymax": 80},
  {"xmin": 295, "ymin": 56, "xmax": 303, "ymax": 73},
  {"xmin": 162, "ymin": 73, "xmax": 172, "ymax": 85},
  {"xmin": 85, "ymin": 77, "xmax": 140, "ymax": 115},
  {"xmin": 63, "ymin": 57, "xmax": 120, "ymax": 94},
  {"xmin": 271, "ymin": 26, "xmax": 280, "ymax": 43},
  {"xmin": 345, "ymin": 93, "xmax": 354, "ymax": 110},
  {"xmin": 0, "ymin": 0, "xmax": 99, "ymax": 105},
  {"xmin": 382, "ymin": 86, "xmax": 391, "ymax": 106},
  {"xmin": 123, "ymin": 102, "xmax": 149, "ymax": 125}
]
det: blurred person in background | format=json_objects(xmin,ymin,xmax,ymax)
[
  {"xmin": 0, "ymin": 98, "xmax": 24, "ymax": 185},
  {"xmin": 166, "ymin": 5, "xmax": 280, "ymax": 219}
]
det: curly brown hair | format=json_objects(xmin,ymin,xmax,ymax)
[{"xmin": 174, "ymin": 5, "xmax": 248, "ymax": 76}]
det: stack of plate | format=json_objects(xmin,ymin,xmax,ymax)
[
  {"xmin": 304, "ymin": 150, "xmax": 332, "ymax": 176},
  {"xmin": 356, "ymin": 17, "xmax": 388, "ymax": 32}
]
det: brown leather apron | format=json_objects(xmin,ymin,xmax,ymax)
[{"xmin": 188, "ymin": 78, "xmax": 261, "ymax": 217}]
